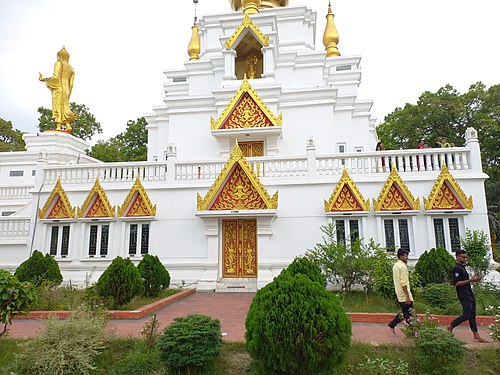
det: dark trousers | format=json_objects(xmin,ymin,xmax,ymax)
[
  {"xmin": 388, "ymin": 301, "xmax": 413, "ymax": 328},
  {"xmin": 450, "ymin": 298, "xmax": 478, "ymax": 332}
]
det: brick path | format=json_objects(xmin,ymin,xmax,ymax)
[{"xmin": 7, "ymin": 292, "xmax": 496, "ymax": 346}]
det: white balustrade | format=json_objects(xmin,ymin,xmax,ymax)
[
  {"xmin": 0, "ymin": 185, "xmax": 33, "ymax": 200},
  {"xmin": 0, "ymin": 217, "xmax": 30, "ymax": 238}
]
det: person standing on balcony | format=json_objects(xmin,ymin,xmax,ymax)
[
  {"xmin": 375, "ymin": 141, "xmax": 385, "ymax": 171},
  {"xmin": 388, "ymin": 248, "xmax": 414, "ymax": 334},
  {"xmin": 416, "ymin": 139, "xmax": 425, "ymax": 149},
  {"xmin": 437, "ymin": 136, "xmax": 451, "ymax": 148}
]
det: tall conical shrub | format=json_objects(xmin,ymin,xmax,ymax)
[
  {"xmin": 14, "ymin": 250, "xmax": 63, "ymax": 286},
  {"xmin": 137, "ymin": 254, "xmax": 170, "ymax": 296}
]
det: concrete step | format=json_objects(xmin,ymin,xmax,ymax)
[{"xmin": 215, "ymin": 278, "xmax": 258, "ymax": 293}]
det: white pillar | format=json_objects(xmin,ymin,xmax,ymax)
[
  {"xmin": 261, "ymin": 45, "xmax": 276, "ymax": 78},
  {"xmin": 222, "ymin": 49, "xmax": 237, "ymax": 80},
  {"xmin": 306, "ymin": 138, "xmax": 317, "ymax": 176},
  {"xmin": 166, "ymin": 144, "xmax": 177, "ymax": 182},
  {"xmin": 464, "ymin": 127, "xmax": 483, "ymax": 173}
]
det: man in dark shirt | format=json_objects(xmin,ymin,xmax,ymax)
[{"xmin": 446, "ymin": 250, "xmax": 488, "ymax": 342}]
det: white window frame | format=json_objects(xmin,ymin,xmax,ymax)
[
  {"xmin": 431, "ymin": 216, "xmax": 464, "ymax": 252},
  {"xmin": 48, "ymin": 224, "xmax": 71, "ymax": 258},
  {"xmin": 86, "ymin": 222, "xmax": 111, "ymax": 258},
  {"xmin": 127, "ymin": 222, "xmax": 151, "ymax": 257},
  {"xmin": 381, "ymin": 216, "xmax": 414, "ymax": 253}
]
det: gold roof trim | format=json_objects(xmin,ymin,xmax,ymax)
[
  {"xmin": 197, "ymin": 141, "xmax": 278, "ymax": 210},
  {"xmin": 373, "ymin": 165, "xmax": 420, "ymax": 211},
  {"xmin": 210, "ymin": 77, "xmax": 282, "ymax": 130},
  {"xmin": 38, "ymin": 177, "xmax": 75, "ymax": 219},
  {"xmin": 77, "ymin": 176, "xmax": 115, "ymax": 218},
  {"xmin": 118, "ymin": 176, "xmax": 157, "ymax": 217},
  {"xmin": 225, "ymin": 14, "xmax": 269, "ymax": 49},
  {"xmin": 324, "ymin": 168, "xmax": 369, "ymax": 212},
  {"xmin": 423, "ymin": 165, "xmax": 473, "ymax": 210}
]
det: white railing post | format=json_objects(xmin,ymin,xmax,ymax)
[
  {"xmin": 167, "ymin": 144, "xmax": 177, "ymax": 182},
  {"xmin": 306, "ymin": 138, "xmax": 316, "ymax": 177},
  {"xmin": 465, "ymin": 127, "xmax": 482, "ymax": 173}
]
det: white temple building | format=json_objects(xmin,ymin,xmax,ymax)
[{"xmin": 0, "ymin": 1, "xmax": 492, "ymax": 291}]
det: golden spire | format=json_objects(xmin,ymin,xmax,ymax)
[
  {"xmin": 188, "ymin": 13, "xmax": 200, "ymax": 60},
  {"xmin": 230, "ymin": 0, "xmax": 288, "ymax": 11},
  {"xmin": 323, "ymin": 1, "xmax": 341, "ymax": 57},
  {"xmin": 242, "ymin": 0, "xmax": 261, "ymax": 15}
]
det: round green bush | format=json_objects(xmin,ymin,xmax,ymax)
[
  {"xmin": 279, "ymin": 256, "xmax": 325, "ymax": 286},
  {"xmin": 246, "ymin": 273, "xmax": 352, "ymax": 375},
  {"xmin": 156, "ymin": 314, "xmax": 222, "ymax": 373},
  {"xmin": 415, "ymin": 248, "xmax": 455, "ymax": 286},
  {"xmin": 96, "ymin": 256, "xmax": 143, "ymax": 307},
  {"xmin": 137, "ymin": 254, "xmax": 170, "ymax": 297},
  {"xmin": 14, "ymin": 250, "xmax": 63, "ymax": 286}
]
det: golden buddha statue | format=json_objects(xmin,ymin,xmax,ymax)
[
  {"xmin": 39, "ymin": 46, "xmax": 77, "ymax": 132},
  {"xmin": 246, "ymin": 55, "xmax": 258, "ymax": 79}
]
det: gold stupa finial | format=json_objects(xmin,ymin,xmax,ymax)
[
  {"xmin": 230, "ymin": 0, "xmax": 288, "ymax": 10},
  {"xmin": 323, "ymin": 1, "xmax": 341, "ymax": 57},
  {"xmin": 188, "ymin": 12, "xmax": 200, "ymax": 60}
]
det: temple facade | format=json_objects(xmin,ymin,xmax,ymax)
[{"xmin": 0, "ymin": 2, "xmax": 492, "ymax": 290}]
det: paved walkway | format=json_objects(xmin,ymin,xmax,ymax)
[{"xmin": 7, "ymin": 292, "xmax": 496, "ymax": 346}]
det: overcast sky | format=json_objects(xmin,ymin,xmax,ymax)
[{"xmin": 0, "ymin": 0, "xmax": 498, "ymax": 143}]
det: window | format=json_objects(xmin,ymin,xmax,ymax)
[
  {"xmin": 1, "ymin": 211, "xmax": 15, "ymax": 217},
  {"xmin": 32, "ymin": 170, "xmax": 36, "ymax": 176},
  {"xmin": 49, "ymin": 225, "xmax": 70, "ymax": 257},
  {"xmin": 337, "ymin": 143, "xmax": 346, "ymax": 166},
  {"xmin": 433, "ymin": 217, "xmax": 461, "ymax": 252},
  {"xmin": 333, "ymin": 219, "xmax": 360, "ymax": 246},
  {"xmin": 383, "ymin": 218, "xmax": 411, "ymax": 252},
  {"xmin": 9, "ymin": 170, "xmax": 23, "ymax": 177},
  {"xmin": 88, "ymin": 224, "xmax": 110, "ymax": 257},
  {"xmin": 128, "ymin": 223, "xmax": 150, "ymax": 256}
]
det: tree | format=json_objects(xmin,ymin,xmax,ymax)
[
  {"xmin": 0, "ymin": 117, "xmax": 25, "ymax": 151},
  {"xmin": 37, "ymin": 102, "xmax": 102, "ymax": 141},
  {"xmin": 14, "ymin": 250, "xmax": 63, "ymax": 287},
  {"xmin": 137, "ymin": 254, "xmax": 170, "ymax": 297}
]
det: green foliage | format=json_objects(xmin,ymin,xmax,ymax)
[
  {"xmin": 32, "ymin": 284, "xmax": 84, "ymax": 311},
  {"xmin": 37, "ymin": 102, "xmax": 102, "ymax": 140},
  {"xmin": 372, "ymin": 247, "xmax": 397, "ymax": 300},
  {"xmin": 414, "ymin": 325, "xmax": 467, "ymax": 375},
  {"xmin": 0, "ymin": 117, "xmax": 25, "ymax": 151},
  {"xmin": 137, "ymin": 254, "xmax": 170, "ymax": 297},
  {"xmin": 460, "ymin": 229, "xmax": 491, "ymax": 276},
  {"xmin": 14, "ymin": 250, "xmax": 63, "ymax": 287},
  {"xmin": 157, "ymin": 314, "xmax": 222, "ymax": 374},
  {"xmin": 350, "ymin": 357, "xmax": 410, "ymax": 375},
  {"xmin": 474, "ymin": 282, "xmax": 500, "ymax": 314},
  {"xmin": 112, "ymin": 347, "xmax": 165, "ymax": 375},
  {"xmin": 141, "ymin": 314, "xmax": 161, "ymax": 350},
  {"xmin": 246, "ymin": 273, "xmax": 352, "ymax": 375},
  {"xmin": 96, "ymin": 256, "xmax": 143, "ymax": 307},
  {"xmin": 0, "ymin": 269, "xmax": 36, "ymax": 337},
  {"xmin": 485, "ymin": 306, "xmax": 500, "ymax": 342},
  {"xmin": 400, "ymin": 310, "xmax": 440, "ymax": 339},
  {"xmin": 15, "ymin": 305, "xmax": 108, "ymax": 375},
  {"xmin": 422, "ymin": 283, "xmax": 458, "ymax": 310},
  {"xmin": 279, "ymin": 256, "xmax": 325, "ymax": 286},
  {"xmin": 415, "ymin": 247, "xmax": 455, "ymax": 286}
]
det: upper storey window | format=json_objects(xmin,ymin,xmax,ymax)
[{"xmin": 235, "ymin": 33, "xmax": 263, "ymax": 79}]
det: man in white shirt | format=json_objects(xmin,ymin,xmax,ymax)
[{"xmin": 388, "ymin": 248, "xmax": 413, "ymax": 334}]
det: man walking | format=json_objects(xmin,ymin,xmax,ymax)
[
  {"xmin": 388, "ymin": 248, "xmax": 413, "ymax": 334},
  {"xmin": 446, "ymin": 250, "xmax": 488, "ymax": 342}
]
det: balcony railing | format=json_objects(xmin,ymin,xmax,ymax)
[
  {"xmin": 0, "ymin": 217, "xmax": 30, "ymax": 239},
  {"xmin": 0, "ymin": 185, "xmax": 33, "ymax": 200}
]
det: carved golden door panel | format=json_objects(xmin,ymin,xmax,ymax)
[
  {"xmin": 239, "ymin": 141, "xmax": 264, "ymax": 157},
  {"xmin": 222, "ymin": 219, "xmax": 257, "ymax": 278}
]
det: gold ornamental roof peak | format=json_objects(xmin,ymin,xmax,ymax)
[
  {"xmin": 373, "ymin": 165, "xmax": 419, "ymax": 211},
  {"xmin": 38, "ymin": 177, "xmax": 75, "ymax": 219},
  {"xmin": 324, "ymin": 168, "xmax": 369, "ymax": 212},
  {"xmin": 225, "ymin": 14, "xmax": 269, "ymax": 49},
  {"xmin": 423, "ymin": 165, "xmax": 473, "ymax": 210},
  {"xmin": 77, "ymin": 176, "xmax": 115, "ymax": 218},
  {"xmin": 118, "ymin": 176, "xmax": 157, "ymax": 217},
  {"xmin": 323, "ymin": 1, "xmax": 341, "ymax": 57}
]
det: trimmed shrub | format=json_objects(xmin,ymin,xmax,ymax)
[
  {"xmin": 246, "ymin": 273, "xmax": 352, "ymax": 375},
  {"xmin": 156, "ymin": 314, "xmax": 222, "ymax": 374},
  {"xmin": 96, "ymin": 256, "xmax": 143, "ymax": 307},
  {"xmin": 279, "ymin": 256, "xmax": 325, "ymax": 286},
  {"xmin": 14, "ymin": 250, "xmax": 63, "ymax": 286},
  {"xmin": 422, "ymin": 283, "xmax": 458, "ymax": 310},
  {"xmin": 137, "ymin": 254, "xmax": 170, "ymax": 297},
  {"xmin": 415, "ymin": 247, "xmax": 455, "ymax": 286}
]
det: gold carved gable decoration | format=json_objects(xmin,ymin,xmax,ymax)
[
  {"xmin": 324, "ymin": 168, "xmax": 369, "ymax": 212},
  {"xmin": 118, "ymin": 176, "xmax": 157, "ymax": 217},
  {"xmin": 38, "ymin": 177, "xmax": 75, "ymax": 219},
  {"xmin": 197, "ymin": 141, "xmax": 278, "ymax": 210},
  {"xmin": 424, "ymin": 165, "xmax": 473, "ymax": 210},
  {"xmin": 77, "ymin": 177, "xmax": 115, "ymax": 218},
  {"xmin": 373, "ymin": 166, "xmax": 420, "ymax": 211},
  {"xmin": 226, "ymin": 14, "xmax": 269, "ymax": 49},
  {"xmin": 211, "ymin": 78, "xmax": 282, "ymax": 130}
]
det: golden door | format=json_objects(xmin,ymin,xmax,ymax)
[
  {"xmin": 239, "ymin": 141, "xmax": 264, "ymax": 157},
  {"xmin": 222, "ymin": 219, "xmax": 257, "ymax": 278}
]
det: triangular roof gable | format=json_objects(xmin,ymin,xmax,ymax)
[
  {"xmin": 77, "ymin": 177, "xmax": 115, "ymax": 218},
  {"xmin": 373, "ymin": 166, "xmax": 420, "ymax": 211},
  {"xmin": 324, "ymin": 168, "xmax": 369, "ymax": 212},
  {"xmin": 38, "ymin": 177, "xmax": 75, "ymax": 219},
  {"xmin": 424, "ymin": 165, "xmax": 473, "ymax": 210},
  {"xmin": 118, "ymin": 176, "xmax": 157, "ymax": 217},
  {"xmin": 210, "ymin": 78, "xmax": 282, "ymax": 130},
  {"xmin": 225, "ymin": 14, "xmax": 269, "ymax": 50},
  {"xmin": 197, "ymin": 142, "xmax": 278, "ymax": 210}
]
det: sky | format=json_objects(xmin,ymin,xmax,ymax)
[{"xmin": 0, "ymin": 0, "xmax": 498, "ymax": 143}]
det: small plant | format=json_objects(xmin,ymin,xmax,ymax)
[
  {"xmin": 14, "ymin": 250, "xmax": 63, "ymax": 286},
  {"xmin": 279, "ymin": 256, "xmax": 325, "ymax": 285},
  {"xmin": 350, "ymin": 357, "xmax": 410, "ymax": 375},
  {"xmin": 415, "ymin": 247, "xmax": 455, "ymax": 286},
  {"xmin": 141, "ymin": 314, "xmax": 161, "ymax": 350},
  {"xmin": 460, "ymin": 229, "xmax": 491, "ymax": 277},
  {"xmin": 112, "ymin": 347, "xmax": 165, "ymax": 375},
  {"xmin": 400, "ymin": 310, "xmax": 439, "ymax": 339},
  {"xmin": 485, "ymin": 305, "xmax": 500, "ymax": 342},
  {"xmin": 157, "ymin": 314, "xmax": 222, "ymax": 375},
  {"xmin": 137, "ymin": 254, "xmax": 170, "ymax": 297}
]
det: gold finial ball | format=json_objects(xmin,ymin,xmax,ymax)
[{"xmin": 230, "ymin": 0, "xmax": 288, "ymax": 11}]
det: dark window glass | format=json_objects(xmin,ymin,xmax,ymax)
[
  {"xmin": 129, "ymin": 224, "xmax": 138, "ymax": 255},
  {"xmin": 335, "ymin": 220, "xmax": 346, "ymax": 246},
  {"xmin": 349, "ymin": 220, "xmax": 359, "ymax": 243},
  {"xmin": 50, "ymin": 226, "xmax": 59, "ymax": 256},
  {"xmin": 384, "ymin": 219, "xmax": 395, "ymax": 252},
  {"xmin": 398, "ymin": 219, "xmax": 410, "ymax": 251},
  {"xmin": 61, "ymin": 226, "xmax": 70, "ymax": 257},
  {"xmin": 449, "ymin": 218, "xmax": 461, "ymax": 252},
  {"xmin": 141, "ymin": 224, "xmax": 150, "ymax": 254},
  {"xmin": 433, "ymin": 219, "xmax": 446, "ymax": 249},
  {"xmin": 89, "ymin": 225, "xmax": 98, "ymax": 256},
  {"xmin": 100, "ymin": 225, "xmax": 109, "ymax": 256}
]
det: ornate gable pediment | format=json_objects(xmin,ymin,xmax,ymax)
[
  {"xmin": 77, "ymin": 177, "xmax": 115, "ymax": 218},
  {"xmin": 38, "ymin": 177, "xmax": 75, "ymax": 219},
  {"xmin": 424, "ymin": 165, "xmax": 473, "ymax": 210},
  {"xmin": 210, "ymin": 78, "xmax": 282, "ymax": 130},
  {"xmin": 197, "ymin": 141, "xmax": 278, "ymax": 210},
  {"xmin": 225, "ymin": 14, "xmax": 269, "ymax": 49},
  {"xmin": 324, "ymin": 168, "xmax": 369, "ymax": 212},
  {"xmin": 118, "ymin": 176, "xmax": 157, "ymax": 217},
  {"xmin": 373, "ymin": 166, "xmax": 419, "ymax": 211}
]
